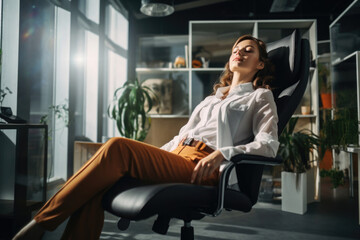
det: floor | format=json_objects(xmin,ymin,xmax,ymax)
[{"xmin": 36, "ymin": 179, "xmax": 360, "ymax": 240}]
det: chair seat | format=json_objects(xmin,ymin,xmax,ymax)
[{"xmin": 102, "ymin": 178, "xmax": 253, "ymax": 221}]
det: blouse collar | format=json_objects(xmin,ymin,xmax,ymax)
[{"xmin": 215, "ymin": 82, "xmax": 254, "ymax": 99}]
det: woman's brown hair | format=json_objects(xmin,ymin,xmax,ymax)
[{"xmin": 212, "ymin": 35, "xmax": 274, "ymax": 94}]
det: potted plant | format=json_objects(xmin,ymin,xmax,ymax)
[
  {"xmin": 278, "ymin": 117, "xmax": 321, "ymax": 214},
  {"xmin": 318, "ymin": 62, "xmax": 331, "ymax": 109},
  {"xmin": 108, "ymin": 78, "xmax": 158, "ymax": 141},
  {"xmin": 320, "ymin": 168, "xmax": 345, "ymax": 188},
  {"xmin": 320, "ymin": 168, "xmax": 345, "ymax": 198}
]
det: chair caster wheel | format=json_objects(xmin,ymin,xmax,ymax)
[
  {"xmin": 181, "ymin": 225, "xmax": 194, "ymax": 240},
  {"xmin": 117, "ymin": 218, "xmax": 130, "ymax": 231},
  {"xmin": 152, "ymin": 215, "xmax": 170, "ymax": 235}
]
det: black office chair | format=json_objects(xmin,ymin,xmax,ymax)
[{"xmin": 102, "ymin": 29, "xmax": 310, "ymax": 240}]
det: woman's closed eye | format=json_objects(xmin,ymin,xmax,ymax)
[{"xmin": 233, "ymin": 46, "xmax": 254, "ymax": 54}]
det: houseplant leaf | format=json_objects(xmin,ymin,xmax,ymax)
[{"xmin": 108, "ymin": 78, "xmax": 158, "ymax": 141}]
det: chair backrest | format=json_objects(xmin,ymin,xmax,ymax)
[{"xmin": 235, "ymin": 30, "xmax": 310, "ymax": 205}]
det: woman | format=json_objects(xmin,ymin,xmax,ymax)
[{"xmin": 13, "ymin": 35, "xmax": 279, "ymax": 240}]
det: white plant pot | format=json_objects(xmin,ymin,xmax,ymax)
[
  {"xmin": 332, "ymin": 149, "xmax": 350, "ymax": 171},
  {"xmin": 281, "ymin": 171, "xmax": 307, "ymax": 214},
  {"xmin": 307, "ymin": 167, "xmax": 316, "ymax": 204}
]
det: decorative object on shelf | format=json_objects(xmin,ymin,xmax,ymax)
[
  {"xmin": 108, "ymin": 78, "xmax": 157, "ymax": 141},
  {"xmin": 140, "ymin": 0, "xmax": 174, "ymax": 17},
  {"xmin": 191, "ymin": 59, "xmax": 202, "ymax": 68},
  {"xmin": 318, "ymin": 62, "xmax": 332, "ymax": 109},
  {"xmin": 278, "ymin": 117, "xmax": 321, "ymax": 214},
  {"xmin": 174, "ymin": 56, "xmax": 186, "ymax": 68},
  {"xmin": 301, "ymin": 106, "xmax": 311, "ymax": 115},
  {"xmin": 142, "ymin": 78, "xmax": 172, "ymax": 114},
  {"xmin": 194, "ymin": 47, "xmax": 211, "ymax": 68}
]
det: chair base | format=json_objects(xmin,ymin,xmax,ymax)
[{"xmin": 181, "ymin": 221, "xmax": 194, "ymax": 240}]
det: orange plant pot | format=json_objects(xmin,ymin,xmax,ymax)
[
  {"xmin": 319, "ymin": 149, "xmax": 332, "ymax": 170},
  {"xmin": 320, "ymin": 93, "xmax": 332, "ymax": 109}
]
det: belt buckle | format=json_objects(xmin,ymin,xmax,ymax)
[{"xmin": 183, "ymin": 138, "xmax": 194, "ymax": 146}]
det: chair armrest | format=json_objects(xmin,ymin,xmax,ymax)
[
  {"xmin": 211, "ymin": 154, "xmax": 283, "ymax": 217},
  {"xmin": 230, "ymin": 154, "xmax": 283, "ymax": 166}
]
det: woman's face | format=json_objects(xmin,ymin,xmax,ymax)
[{"xmin": 229, "ymin": 39, "xmax": 264, "ymax": 75}]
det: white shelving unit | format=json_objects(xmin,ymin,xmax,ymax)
[{"xmin": 135, "ymin": 20, "xmax": 319, "ymax": 129}]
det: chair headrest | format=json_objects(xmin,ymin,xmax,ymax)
[{"xmin": 267, "ymin": 30, "xmax": 301, "ymax": 98}]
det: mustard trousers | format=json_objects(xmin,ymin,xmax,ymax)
[{"xmin": 34, "ymin": 137, "xmax": 219, "ymax": 239}]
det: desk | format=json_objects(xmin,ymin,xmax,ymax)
[
  {"xmin": 0, "ymin": 123, "xmax": 48, "ymax": 235},
  {"xmin": 346, "ymin": 146, "xmax": 360, "ymax": 225}
]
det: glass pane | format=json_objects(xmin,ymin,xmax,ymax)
[
  {"xmin": 330, "ymin": 1, "xmax": 360, "ymax": 62},
  {"xmin": 84, "ymin": 30, "xmax": 99, "ymax": 142},
  {"xmin": 86, "ymin": 0, "xmax": 99, "ymax": 24},
  {"xmin": 332, "ymin": 54, "xmax": 358, "ymax": 146},
  {"xmin": 106, "ymin": 50, "xmax": 127, "ymax": 137},
  {"xmin": 53, "ymin": 7, "xmax": 71, "ymax": 181},
  {"xmin": 106, "ymin": 4, "xmax": 128, "ymax": 49}
]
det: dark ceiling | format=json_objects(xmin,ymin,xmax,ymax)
[{"xmin": 119, "ymin": 0, "xmax": 354, "ymax": 40}]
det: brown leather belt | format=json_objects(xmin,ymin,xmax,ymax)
[{"xmin": 180, "ymin": 138, "xmax": 214, "ymax": 154}]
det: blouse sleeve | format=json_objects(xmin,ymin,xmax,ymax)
[{"xmin": 219, "ymin": 90, "xmax": 280, "ymax": 160}]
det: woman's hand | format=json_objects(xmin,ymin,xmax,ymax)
[{"xmin": 191, "ymin": 150, "xmax": 224, "ymax": 184}]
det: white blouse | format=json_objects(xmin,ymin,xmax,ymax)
[{"xmin": 161, "ymin": 82, "xmax": 280, "ymax": 184}]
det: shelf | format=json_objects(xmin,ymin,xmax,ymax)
[
  {"xmin": 331, "ymin": 51, "xmax": 359, "ymax": 67},
  {"xmin": 317, "ymin": 53, "xmax": 331, "ymax": 59},
  {"xmin": 149, "ymin": 114, "xmax": 189, "ymax": 118},
  {"xmin": 135, "ymin": 67, "xmax": 225, "ymax": 72},
  {"xmin": 292, "ymin": 114, "xmax": 317, "ymax": 118},
  {"xmin": 136, "ymin": 68, "xmax": 190, "ymax": 73},
  {"xmin": 192, "ymin": 68, "xmax": 224, "ymax": 72}
]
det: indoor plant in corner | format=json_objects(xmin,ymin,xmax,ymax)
[
  {"xmin": 278, "ymin": 117, "xmax": 321, "ymax": 214},
  {"xmin": 108, "ymin": 78, "xmax": 158, "ymax": 141}
]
